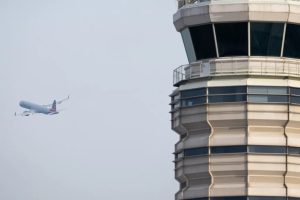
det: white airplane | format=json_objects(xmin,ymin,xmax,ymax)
[{"xmin": 15, "ymin": 96, "xmax": 69, "ymax": 116}]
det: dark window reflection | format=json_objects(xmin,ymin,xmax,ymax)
[
  {"xmin": 284, "ymin": 24, "xmax": 300, "ymax": 58},
  {"xmin": 209, "ymin": 95, "xmax": 246, "ymax": 103},
  {"xmin": 211, "ymin": 146, "xmax": 247, "ymax": 154},
  {"xmin": 215, "ymin": 23, "xmax": 248, "ymax": 57},
  {"xmin": 209, "ymin": 86, "xmax": 247, "ymax": 94},
  {"xmin": 190, "ymin": 24, "xmax": 217, "ymax": 60},
  {"xmin": 291, "ymin": 96, "xmax": 300, "ymax": 104},
  {"xmin": 184, "ymin": 147, "xmax": 208, "ymax": 157},
  {"xmin": 288, "ymin": 147, "xmax": 300, "ymax": 155},
  {"xmin": 248, "ymin": 145, "xmax": 286, "ymax": 154},
  {"xmin": 251, "ymin": 23, "xmax": 284, "ymax": 56},
  {"xmin": 268, "ymin": 95, "xmax": 288, "ymax": 103},
  {"xmin": 291, "ymin": 87, "xmax": 300, "ymax": 95},
  {"xmin": 181, "ymin": 88, "xmax": 206, "ymax": 98}
]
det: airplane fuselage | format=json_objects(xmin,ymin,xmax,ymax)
[{"xmin": 19, "ymin": 101, "xmax": 58, "ymax": 115}]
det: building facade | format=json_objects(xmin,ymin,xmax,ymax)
[{"xmin": 170, "ymin": 0, "xmax": 300, "ymax": 199}]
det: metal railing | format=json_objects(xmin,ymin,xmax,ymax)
[
  {"xmin": 177, "ymin": 0, "xmax": 300, "ymax": 8},
  {"xmin": 173, "ymin": 58, "xmax": 300, "ymax": 86}
]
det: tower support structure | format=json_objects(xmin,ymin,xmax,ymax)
[{"xmin": 171, "ymin": 0, "xmax": 300, "ymax": 199}]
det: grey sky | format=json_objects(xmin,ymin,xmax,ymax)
[{"xmin": 0, "ymin": 0, "xmax": 187, "ymax": 199}]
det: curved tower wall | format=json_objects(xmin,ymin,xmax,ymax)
[{"xmin": 171, "ymin": 0, "xmax": 300, "ymax": 199}]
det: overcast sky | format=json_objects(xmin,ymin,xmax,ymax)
[{"xmin": 0, "ymin": 0, "xmax": 188, "ymax": 199}]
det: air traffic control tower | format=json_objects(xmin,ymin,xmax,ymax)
[{"xmin": 170, "ymin": 0, "xmax": 300, "ymax": 199}]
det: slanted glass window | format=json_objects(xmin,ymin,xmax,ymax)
[
  {"xmin": 181, "ymin": 88, "xmax": 206, "ymax": 98},
  {"xmin": 288, "ymin": 147, "xmax": 300, "ymax": 155},
  {"xmin": 209, "ymin": 95, "xmax": 246, "ymax": 103},
  {"xmin": 208, "ymin": 86, "xmax": 247, "ymax": 94},
  {"xmin": 248, "ymin": 145, "xmax": 286, "ymax": 154},
  {"xmin": 284, "ymin": 24, "xmax": 300, "ymax": 58},
  {"xmin": 215, "ymin": 23, "xmax": 248, "ymax": 57},
  {"xmin": 190, "ymin": 24, "xmax": 217, "ymax": 60},
  {"xmin": 184, "ymin": 147, "xmax": 209, "ymax": 157},
  {"xmin": 181, "ymin": 28, "xmax": 197, "ymax": 63},
  {"xmin": 251, "ymin": 22, "xmax": 284, "ymax": 56},
  {"xmin": 211, "ymin": 146, "xmax": 247, "ymax": 154}
]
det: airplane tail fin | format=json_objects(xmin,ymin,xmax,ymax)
[{"xmin": 52, "ymin": 100, "xmax": 57, "ymax": 111}]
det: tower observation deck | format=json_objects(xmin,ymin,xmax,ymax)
[{"xmin": 170, "ymin": 0, "xmax": 300, "ymax": 199}]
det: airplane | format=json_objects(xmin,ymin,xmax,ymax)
[{"xmin": 15, "ymin": 96, "xmax": 69, "ymax": 116}]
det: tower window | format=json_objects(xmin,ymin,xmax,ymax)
[
  {"xmin": 251, "ymin": 22, "xmax": 284, "ymax": 56},
  {"xmin": 189, "ymin": 24, "xmax": 217, "ymax": 60},
  {"xmin": 211, "ymin": 146, "xmax": 247, "ymax": 154},
  {"xmin": 215, "ymin": 22, "xmax": 248, "ymax": 57},
  {"xmin": 284, "ymin": 24, "xmax": 300, "ymax": 58}
]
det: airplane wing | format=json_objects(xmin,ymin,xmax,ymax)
[
  {"xmin": 43, "ymin": 95, "xmax": 70, "ymax": 107},
  {"xmin": 15, "ymin": 110, "xmax": 37, "ymax": 117}
]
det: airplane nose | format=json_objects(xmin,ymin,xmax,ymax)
[{"xmin": 19, "ymin": 101, "xmax": 25, "ymax": 106}]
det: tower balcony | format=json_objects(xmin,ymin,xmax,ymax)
[{"xmin": 173, "ymin": 57, "xmax": 300, "ymax": 86}]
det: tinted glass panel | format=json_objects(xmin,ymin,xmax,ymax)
[
  {"xmin": 288, "ymin": 147, "xmax": 300, "ymax": 155},
  {"xmin": 289, "ymin": 198, "xmax": 300, "ymax": 200},
  {"xmin": 190, "ymin": 25, "xmax": 217, "ymax": 60},
  {"xmin": 291, "ymin": 87, "xmax": 300, "ymax": 95},
  {"xmin": 181, "ymin": 97, "xmax": 206, "ymax": 107},
  {"xmin": 251, "ymin": 23, "xmax": 284, "ymax": 56},
  {"xmin": 209, "ymin": 95, "xmax": 246, "ymax": 103},
  {"xmin": 291, "ymin": 96, "xmax": 300, "ymax": 104},
  {"xmin": 284, "ymin": 24, "xmax": 300, "ymax": 58},
  {"xmin": 209, "ymin": 86, "xmax": 247, "ymax": 94},
  {"xmin": 181, "ymin": 88, "xmax": 206, "ymax": 98},
  {"xmin": 215, "ymin": 23, "xmax": 248, "ymax": 57},
  {"xmin": 248, "ymin": 95, "xmax": 268, "ymax": 103},
  {"xmin": 268, "ymin": 87, "xmax": 288, "ymax": 95},
  {"xmin": 248, "ymin": 86, "xmax": 288, "ymax": 94},
  {"xmin": 248, "ymin": 95, "xmax": 288, "ymax": 103},
  {"xmin": 211, "ymin": 146, "xmax": 247, "ymax": 154},
  {"xmin": 181, "ymin": 28, "xmax": 197, "ymax": 63},
  {"xmin": 249, "ymin": 145, "xmax": 286, "ymax": 154},
  {"xmin": 268, "ymin": 95, "xmax": 288, "ymax": 103},
  {"xmin": 184, "ymin": 147, "xmax": 209, "ymax": 157}
]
